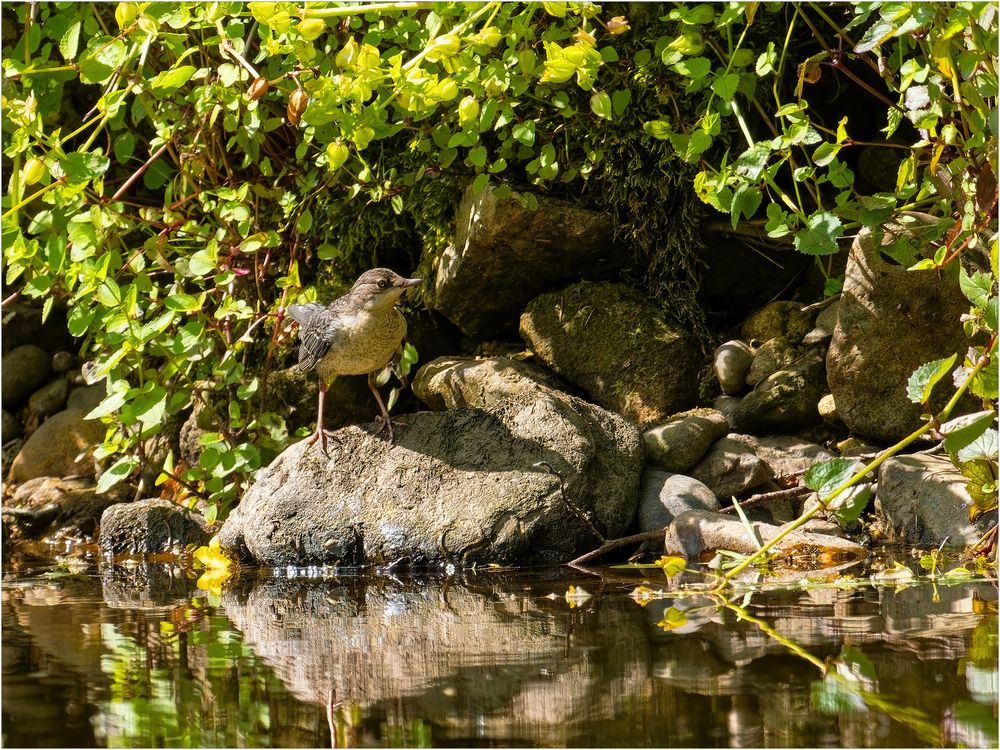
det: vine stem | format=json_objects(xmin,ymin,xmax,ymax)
[
  {"xmin": 300, "ymin": 2, "xmax": 437, "ymax": 18},
  {"xmin": 713, "ymin": 334, "xmax": 997, "ymax": 590}
]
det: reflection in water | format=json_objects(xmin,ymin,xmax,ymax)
[{"xmin": 1, "ymin": 564, "xmax": 997, "ymax": 748}]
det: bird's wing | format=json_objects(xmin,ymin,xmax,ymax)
[{"xmin": 288, "ymin": 303, "xmax": 339, "ymax": 372}]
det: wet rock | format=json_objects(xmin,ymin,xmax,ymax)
[
  {"xmin": 643, "ymin": 408, "xmax": 729, "ymax": 472},
  {"xmin": 664, "ymin": 509, "xmax": 865, "ymax": 561},
  {"xmin": 4, "ymin": 476, "xmax": 126, "ymax": 540},
  {"xmin": 818, "ymin": 393, "xmax": 839, "ymax": 422},
  {"xmin": 827, "ymin": 224, "xmax": 974, "ymax": 442},
  {"xmin": 2, "ymin": 345, "xmax": 52, "ymax": 408},
  {"xmin": 28, "ymin": 378, "xmax": 68, "ymax": 420},
  {"xmin": 520, "ymin": 281, "xmax": 701, "ymax": 426},
  {"xmin": 8, "ymin": 408, "xmax": 107, "ymax": 483},
  {"xmin": 875, "ymin": 455, "xmax": 994, "ymax": 546},
  {"xmin": 3, "ymin": 409, "xmax": 21, "ymax": 441},
  {"xmin": 714, "ymin": 340, "xmax": 754, "ymax": 395},
  {"xmin": 638, "ymin": 470, "xmax": 719, "ymax": 533},
  {"xmin": 99, "ymin": 498, "xmax": 212, "ymax": 555},
  {"xmin": 745, "ymin": 336, "xmax": 797, "ymax": 387},
  {"xmin": 802, "ymin": 302, "xmax": 839, "ymax": 345},
  {"xmin": 433, "ymin": 183, "xmax": 619, "ymax": 338},
  {"xmin": 51, "ymin": 351, "xmax": 75, "ymax": 373},
  {"xmin": 690, "ymin": 436, "xmax": 771, "ymax": 499},
  {"xmin": 741, "ymin": 301, "xmax": 814, "ymax": 345},
  {"xmin": 735, "ymin": 434, "xmax": 836, "ymax": 483},
  {"xmin": 731, "ymin": 349, "xmax": 827, "ymax": 434},
  {"xmin": 66, "ymin": 383, "xmax": 105, "ymax": 414},
  {"xmin": 220, "ymin": 357, "xmax": 643, "ymax": 567}
]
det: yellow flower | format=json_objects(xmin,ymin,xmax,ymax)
[{"xmin": 193, "ymin": 536, "xmax": 233, "ymax": 595}]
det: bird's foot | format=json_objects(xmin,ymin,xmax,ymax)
[
  {"xmin": 372, "ymin": 415, "xmax": 407, "ymax": 443},
  {"xmin": 305, "ymin": 429, "xmax": 339, "ymax": 454}
]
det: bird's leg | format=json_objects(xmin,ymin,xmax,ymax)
[
  {"xmin": 368, "ymin": 371, "xmax": 399, "ymax": 442},
  {"xmin": 307, "ymin": 380, "xmax": 334, "ymax": 452}
]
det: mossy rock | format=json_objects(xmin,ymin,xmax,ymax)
[{"xmin": 520, "ymin": 281, "xmax": 702, "ymax": 426}]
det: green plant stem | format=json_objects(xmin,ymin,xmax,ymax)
[
  {"xmin": 2, "ymin": 179, "xmax": 63, "ymax": 221},
  {"xmin": 713, "ymin": 337, "xmax": 997, "ymax": 590},
  {"xmin": 300, "ymin": 2, "xmax": 437, "ymax": 18}
]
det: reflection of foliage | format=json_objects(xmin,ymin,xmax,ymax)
[{"xmin": 95, "ymin": 614, "xmax": 303, "ymax": 747}]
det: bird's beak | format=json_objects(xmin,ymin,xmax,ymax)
[{"xmin": 400, "ymin": 277, "xmax": 422, "ymax": 289}]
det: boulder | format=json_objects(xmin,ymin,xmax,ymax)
[
  {"xmin": 99, "ymin": 498, "xmax": 212, "ymax": 556},
  {"xmin": 690, "ymin": 436, "xmax": 772, "ymax": 499},
  {"xmin": 520, "ymin": 281, "xmax": 701, "ymax": 426},
  {"xmin": 66, "ymin": 384, "xmax": 105, "ymax": 413},
  {"xmin": 643, "ymin": 408, "xmax": 729, "ymax": 472},
  {"xmin": 741, "ymin": 301, "xmax": 815, "ymax": 344},
  {"xmin": 2, "ymin": 345, "xmax": 51, "ymax": 408},
  {"xmin": 638, "ymin": 470, "xmax": 719, "ymax": 533},
  {"xmin": 432, "ymin": 183, "xmax": 619, "ymax": 338},
  {"xmin": 0, "ymin": 301, "xmax": 70, "ymax": 356},
  {"xmin": 4, "ymin": 476, "xmax": 126, "ymax": 540},
  {"xmin": 827, "ymin": 224, "xmax": 974, "ymax": 442},
  {"xmin": 731, "ymin": 349, "xmax": 827, "ymax": 434},
  {"xmin": 874, "ymin": 455, "xmax": 994, "ymax": 546},
  {"xmin": 8, "ymin": 408, "xmax": 106, "ymax": 483},
  {"xmin": 219, "ymin": 357, "xmax": 643, "ymax": 567},
  {"xmin": 27, "ymin": 378, "xmax": 69, "ymax": 420},
  {"xmin": 713, "ymin": 340, "xmax": 754, "ymax": 395},
  {"xmin": 664, "ymin": 509, "xmax": 865, "ymax": 562}
]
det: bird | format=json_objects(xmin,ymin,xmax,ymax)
[{"xmin": 287, "ymin": 268, "xmax": 421, "ymax": 451}]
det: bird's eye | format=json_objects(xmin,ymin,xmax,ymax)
[{"xmin": 377, "ymin": 279, "xmax": 389, "ymax": 289}]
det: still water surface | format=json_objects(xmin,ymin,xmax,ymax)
[{"xmin": 2, "ymin": 562, "xmax": 997, "ymax": 748}]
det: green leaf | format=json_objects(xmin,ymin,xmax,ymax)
[
  {"xmin": 711, "ymin": 73, "xmax": 740, "ymax": 100},
  {"xmin": 96, "ymin": 456, "xmax": 138, "ymax": 494},
  {"xmin": 805, "ymin": 458, "xmax": 861, "ymax": 495},
  {"xmin": 511, "ymin": 120, "xmax": 535, "ymax": 147},
  {"xmin": 905, "ymin": 354, "xmax": 957, "ymax": 405},
  {"xmin": 941, "ymin": 410, "xmax": 995, "ymax": 455},
  {"xmin": 813, "ymin": 142, "xmax": 841, "ymax": 167},
  {"xmin": 150, "ymin": 65, "xmax": 197, "ymax": 95},
  {"xmin": 643, "ymin": 119, "xmax": 672, "ymax": 139},
  {"xmin": 590, "ymin": 90, "xmax": 612, "ymax": 120},
  {"xmin": 611, "ymin": 88, "xmax": 631, "ymax": 117},
  {"xmin": 468, "ymin": 145, "xmax": 487, "ymax": 167},
  {"xmin": 61, "ymin": 152, "xmax": 111, "ymax": 183},
  {"xmin": 960, "ymin": 267, "xmax": 994, "ymax": 308},
  {"xmin": 60, "ymin": 20, "xmax": 82, "ymax": 61},
  {"xmin": 957, "ymin": 427, "xmax": 999, "ymax": 464},
  {"xmin": 793, "ymin": 211, "xmax": 844, "ymax": 256},
  {"xmin": 471, "ymin": 173, "xmax": 489, "ymax": 195},
  {"xmin": 731, "ymin": 185, "xmax": 761, "ymax": 227},
  {"xmin": 830, "ymin": 485, "xmax": 872, "ymax": 526},
  {"xmin": 164, "ymin": 293, "xmax": 204, "ymax": 312}
]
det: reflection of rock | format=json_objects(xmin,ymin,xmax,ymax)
[
  {"xmin": 222, "ymin": 576, "xmax": 652, "ymax": 746},
  {"xmin": 100, "ymin": 562, "xmax": 195, "ymax": 610}
]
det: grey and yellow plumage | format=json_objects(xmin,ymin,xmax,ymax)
[{"xmin": 288, "ymin": 268, "xmax": 420, "ymax": 449}]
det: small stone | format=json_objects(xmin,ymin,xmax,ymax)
[
  {"xmin": 67, "ymin": 384, "xmax": 106, "ymax": 414},
  {"xmin": 664, "ymin": 508, "xmax": 864, "ymax": 562},
  {"xmin": 732, "ymin": 349, "xmax": 827, "ymax": 434},
  {"xmin": 2, "ymin": 438, "xmax": 24, "ymax": 477},
  {"xmin": 2, "ymin": 344, "xmax": 52, "ymax": 408},
  {"xmin": 745, "ymin": 336, "xmax": 797, "ymax": 387},
  {"xmin": 52, "ymin": 351, "xmax": 75, "ymax": 373},
  {"xmin": 875, "ymin": 455, "xmax": 994, "ymax": 546},
  {"xmin": 2, "ymin": 409, "xmax": 21, "ymax": 442},
  {"xmin": 690, "ymin": 436, "xmax": 772, "ymax": 499},
  {"xmin": 99, "ymin": 498, "xmax": 212, "ymax": 555},
  {"xmin": 8, "ymin": 476, "xmax": 126, "ymax": 540},
  {"xmin": 741, "ymin": 301, "xmax": 814, "ymax": 345},
  {"xmin": 802, "ymin": 302, "xmax": 840, "ymax": 345},
  {"xmin": 8, "ymin": 408, "xmax": 107, "ymax": 483},
  {"xmin": 638, "ymin": 470, "xmax": 719, "ymax": 533},
  {"xmin": 818, "ymin": 393, "xmax": 839, "ymax": 421},
  {"xmin": 733, "ymin": 434, "xmax": 836, "ymax": 482},
  {"xmin": 712, "ymin": 395, "xmax": 742, "ymax": 426},
  {"xmin": 713, "ymin": 340, "xmax": 754, "ymax": 395},
  {"xmin": 642, "ymin": 408, "xmax": 729, "ymax": 472},
  {"xmin": 28, "ymin": 378, "xmax": 69, "ymax": 419},
  {"xmin": 836, "ymin": 437, "xmax": 871, "ymax": 455}
]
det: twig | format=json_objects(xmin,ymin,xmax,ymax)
[
  {"xmin": 567, "ymin": 528, "xmax": 667, "ymax": 567},
  {"xmin": 719, "ymin": 486, "xmax": 812, "ymax": 515}
]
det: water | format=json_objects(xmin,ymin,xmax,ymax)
[{"xmin": 2, "ymin": 560, "xmax": 997, "ymax": 748}]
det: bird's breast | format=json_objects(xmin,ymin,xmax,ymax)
[{"xmin": 316, "ymin": 308, "xmax": 406, "ymax": 377}]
